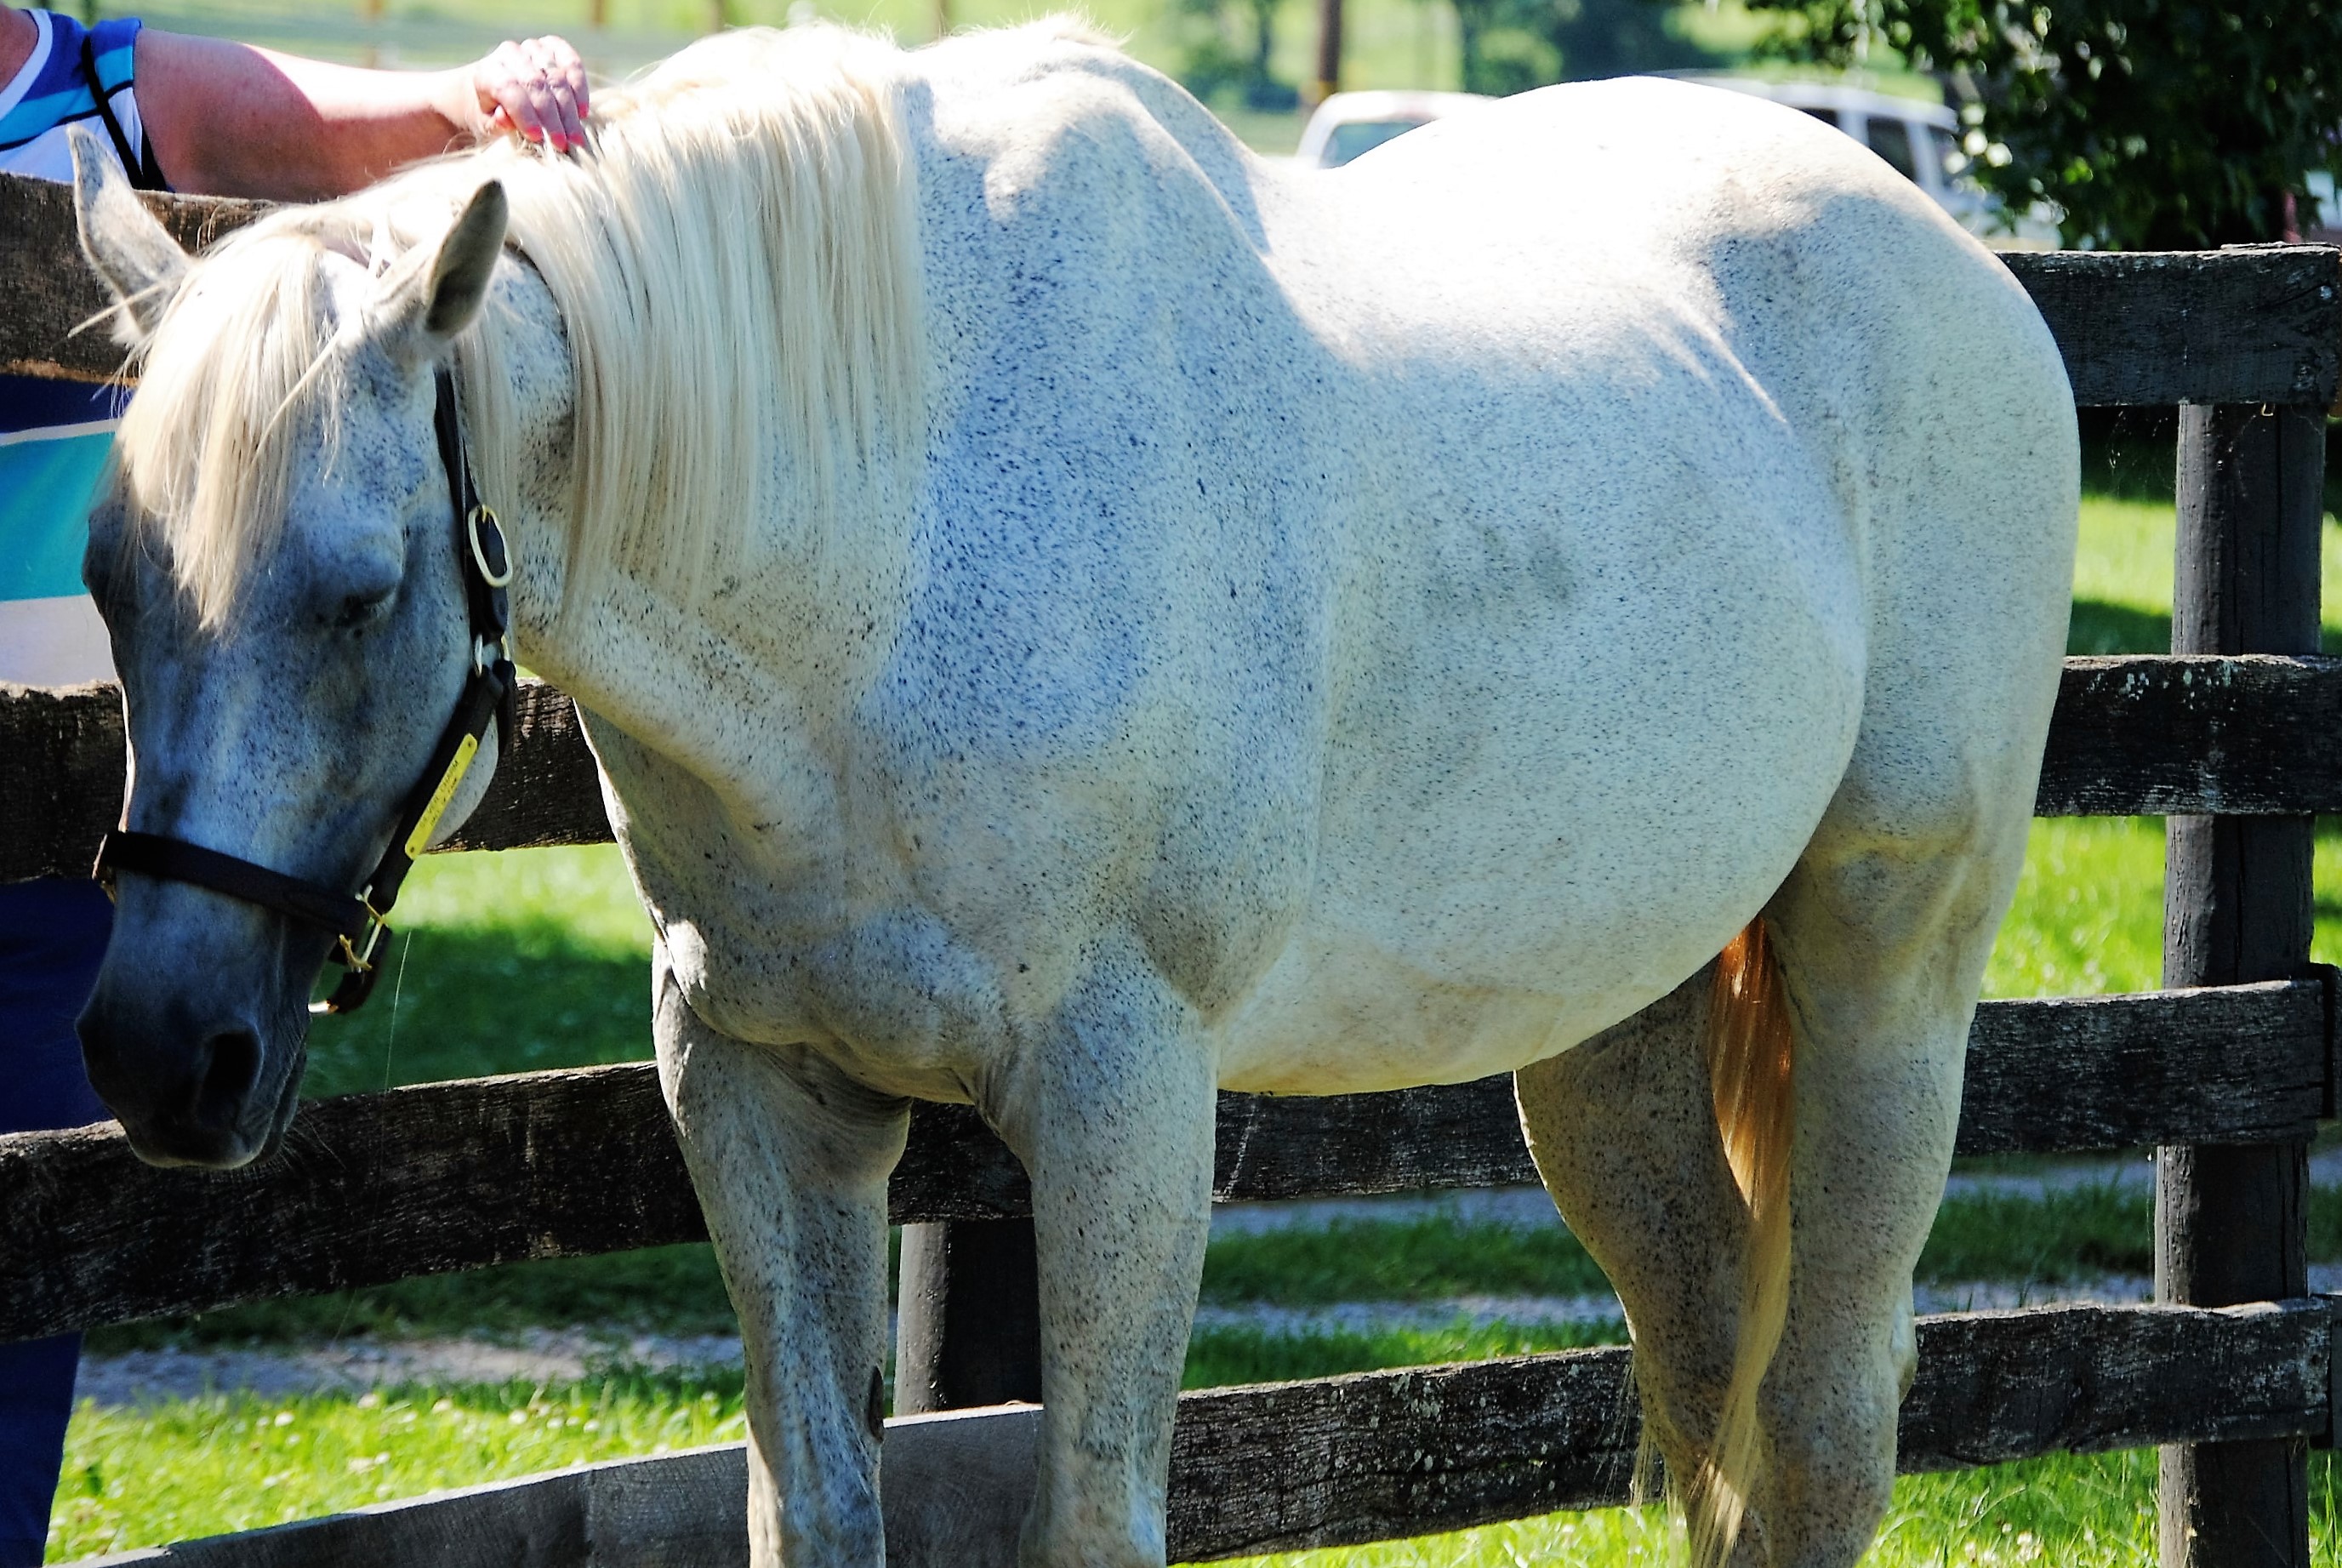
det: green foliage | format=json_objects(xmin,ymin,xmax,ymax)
[
  {"xmin": 1740, "ymin": 0, "xmax": 2342, "ymax": 248},
  {"xmin": 1448, "ymin": 0, "xmax": 1718, "ymax": 97},
  {"xmin": 1175, "ymin": 0, "xmax": 1300, "ymax": 111}
]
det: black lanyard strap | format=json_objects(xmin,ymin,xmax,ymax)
[
  {"xmin": 77, "ymin": 32, "xmax": 166, "ymax": 193},
  {"xmin": 96, "ymin": 370, "xmax": 516, "ymax": 1015}
]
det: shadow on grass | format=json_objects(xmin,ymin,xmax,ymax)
[
  {"xmin": 84, "ymin": 1245, "xmax": 742, "ymax": 1354},
  {"xmin": 300, "ymin": 925, "xmax": 651, "ymax": 1098},
  {"xmin": 2068, "ymin": 598, "xmax": 2168, "ymax": 656}
]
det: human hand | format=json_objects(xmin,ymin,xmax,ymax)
[{"xmin": 471, "ymin": 36, "xmax": 590, "ymax": 152}]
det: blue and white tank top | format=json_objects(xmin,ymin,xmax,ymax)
[
  {"xmin": 1, "ymin": 10, "xmax": 157, "ymax": 686},
  {"xmin": 0, "ymin": 11, "xmax": 152, "ymax": 184}
]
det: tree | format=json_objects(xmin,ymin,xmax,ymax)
[
  {"xmin": 1739, "ymin": 0, "xmax": 2342, "ymax": 248},
  {"xmin": 1175, "ymin": 0, "xmax": 1299, "ymax": 111},
  {"xmin": 1450, "ymin": 0, "xmax": 1718, "ymax": 98}
]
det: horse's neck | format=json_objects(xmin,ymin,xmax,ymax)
[{"xmin": 485, "ymin": 258, "xmax": 909, "ymax": 790}]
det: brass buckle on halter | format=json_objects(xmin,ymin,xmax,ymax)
[{"xmin": 311, "ymin": 895, "xmax": 390, "ymax": 1015}]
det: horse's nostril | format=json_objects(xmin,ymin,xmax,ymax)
[{"xmin": 193, "ymin": 1028, "xmax": 263, "ymax": 1126}]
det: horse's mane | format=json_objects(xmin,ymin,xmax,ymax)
[{"xmin": 113, "ymin": 23, "xmax": 924, "ymax": 627}]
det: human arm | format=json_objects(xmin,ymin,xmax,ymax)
[{"xmin": 134, "ymin": 30, "xmax": 590, "ymax": 201}]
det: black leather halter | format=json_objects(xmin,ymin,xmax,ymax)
[{"xmin": 95, "ymin": 370, "xmax": 518, "ymax": 1015}]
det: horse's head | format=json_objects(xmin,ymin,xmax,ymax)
[{"xmin": 70, "ymin": 134, "xmax": 514, "ymax": 1167}]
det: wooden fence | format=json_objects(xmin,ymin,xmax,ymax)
[{"xmin": 5, "ymin": 170, "xmax": 2342, "ymax": 1565}]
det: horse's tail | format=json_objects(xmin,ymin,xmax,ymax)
[{"xmin": 1686, "ymin": 916, "xmax": 1796, "ymax": 1568}]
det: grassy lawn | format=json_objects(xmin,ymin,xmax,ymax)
[{"xmin": 52, "ymin": 1371, "xmax": 750, "ymax": 1560}]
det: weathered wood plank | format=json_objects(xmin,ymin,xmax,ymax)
[
  {"xmin": 2037, "ymin": 656, "xmax": 2342, "ymax": 818},
  {"xmin": 1998, "ymin": 248, "xmax": 2341, "ymax": 408},
  {"xmin": 11, "ymin": 656, "xmax": 2342, "ymax": 881},
  {"xmin": 0, "ymin": 681, "xmax": 123, "ymax": 882},
  {"xmin": 0, "ymin": 173, "xmax": 263, "ymax": 384},
  {"xmin": 67, "ymin": 1301, "xmax": 2336, "ymax": 1568},
  {"xmin": 6, "ymin": 172, "xmax": 2332, "ymax": 402},
  {"xmin": 1957, "ymin": 979, "xmax": 2327, "ymax": 1156},
  {"xmin": 0, "ymin": 981, "xmax": 2321, "ymax": 1342},
  {"xmin": 0, "ymin": 678, "xmax": 612, "ymax": 882}
]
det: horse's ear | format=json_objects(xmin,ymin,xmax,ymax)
[
  {"xmin": 71, "ymin": 125, "xmax": 190, "ymax": 345},
  {"xmin": 379, "ymin": 181, "xmax": 508, "ymax": 360}
]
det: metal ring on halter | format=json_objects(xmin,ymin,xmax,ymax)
[{"xmin": 468, "ymin": 505, "xmax": 514, "ymax": 588}]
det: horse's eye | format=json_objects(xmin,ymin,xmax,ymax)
[{"xmin": 332, "ymin": 590, "xmax": 395, "ymax": 631}]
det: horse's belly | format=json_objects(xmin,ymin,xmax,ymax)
[{"xmin": 1217, "ymin": 498, "xmax": 1863, "ymax": 1095}]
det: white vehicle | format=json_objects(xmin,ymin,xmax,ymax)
[
  {"xmin": 1686, "ymin": 77, "xmax": 2055, "ymax": 247},
  {"xmin": 1297, "ymin": 76, "xmax": 2054, "ymax": 247},
  {"xmin": 1296, "ymin": 89, "xmax": 1495, "ymax": 168}
]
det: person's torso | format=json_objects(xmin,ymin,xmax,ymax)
[{"xmin": 1, "ymin": 9, "xmax": 153, "ymax": 685}]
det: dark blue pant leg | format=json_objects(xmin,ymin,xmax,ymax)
[{"xmin": 0, "ymin": 880, "xmax": 112, "ymax": 1567}]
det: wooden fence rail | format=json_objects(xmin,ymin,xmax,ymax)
[
  {"xmin": 0, "ymin": 977, "xmax": 2327, "ymax": 1343},
  {"xmin": 14, "ymin": 654, "xmax": 2342, "ymax": 881},
  {"xmin": 68, "ymin": 1301, "xmax": 2341, "ymax": 1568}
]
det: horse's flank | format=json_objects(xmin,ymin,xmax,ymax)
[{"xmin": 109, "ymin": 23, "xmax": 926, "ymax": 630}]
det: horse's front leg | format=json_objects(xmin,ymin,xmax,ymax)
[
  {"xmin": 654, "ymin": 951, "xmax": 909, "ymax": 1568},
  {"xmin": 991, "ymin": 939, "xmax": 1218, "ymax": 1568}
]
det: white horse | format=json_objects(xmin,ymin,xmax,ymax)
[{"xmin": 70, "ymin": 20, "xmax": 2075, "ymax": 1567}]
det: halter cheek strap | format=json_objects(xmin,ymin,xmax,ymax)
[{"xmin": 95, "ymin": 369, "xmax": 516, "ymax": 1015}]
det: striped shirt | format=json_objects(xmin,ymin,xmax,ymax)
[{"xmin": 1, "ymin": 10, "xmax": 152, "ymax": 685}]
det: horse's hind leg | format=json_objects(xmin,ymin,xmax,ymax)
[
  {"xmin": 1744, "ymin": 771, "xmax": 2035, "ymax": 1565},
  {"xmin": 1515, "ymin": 971, "xmax": 1768, "ymax": 1562},
  {"xmin": 653, "ymin": 951, "xmax": 909, "ymax": 1568}
]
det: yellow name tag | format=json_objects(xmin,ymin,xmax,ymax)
[{"xmin": 405, "ymin": 733, "xmax": 480, "ymax": 858}]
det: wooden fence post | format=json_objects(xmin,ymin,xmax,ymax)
[
  {"xmin": 2157, "ymin": 397, "xmax": 2326, "ymax": 1568},
  {"xmin": 894, "ymin": 1219, "xmax": 1044, "ymax": 1415}
]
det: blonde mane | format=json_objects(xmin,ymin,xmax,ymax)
[{"xmin": 113, "ymin": 23, "xmax": 925, "ymax": 628}]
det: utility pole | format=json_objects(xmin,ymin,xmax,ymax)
[{"xmin": 1311, "ymin": 0, "xmax": 1342, "ymax": 106}]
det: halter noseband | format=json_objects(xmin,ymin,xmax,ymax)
[{"xmin": 95, "ymin": 370, "xmax": 518, "ymax": 1016}]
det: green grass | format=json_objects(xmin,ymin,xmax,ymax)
[
  {"xmin": 299, "ymin": 845, "xmax": 652, "ymax": 1098},
  {"xmin": 51, "ymin": 1370, "xmax": 749, "ymax": 1562},
  {"xmin": 83, "ymin": 1175, "xmax": 2270, "ymax": 1358},
  {"xmin": 1201, "ymin": 1215, "xmax": 1613, "ymax": 1306},
  {"xmin": 1218, "ymin": 1450, "xmax": 2181, "ymax": 1567},
  {"xmin": 1182, "ymin": 1318, "xmax": 1623, "ymax": 1388}
]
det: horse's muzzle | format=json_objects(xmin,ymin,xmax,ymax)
[{"xmin": 77, "ymin": 984, "xmax": 299, "ymax": 1169}]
